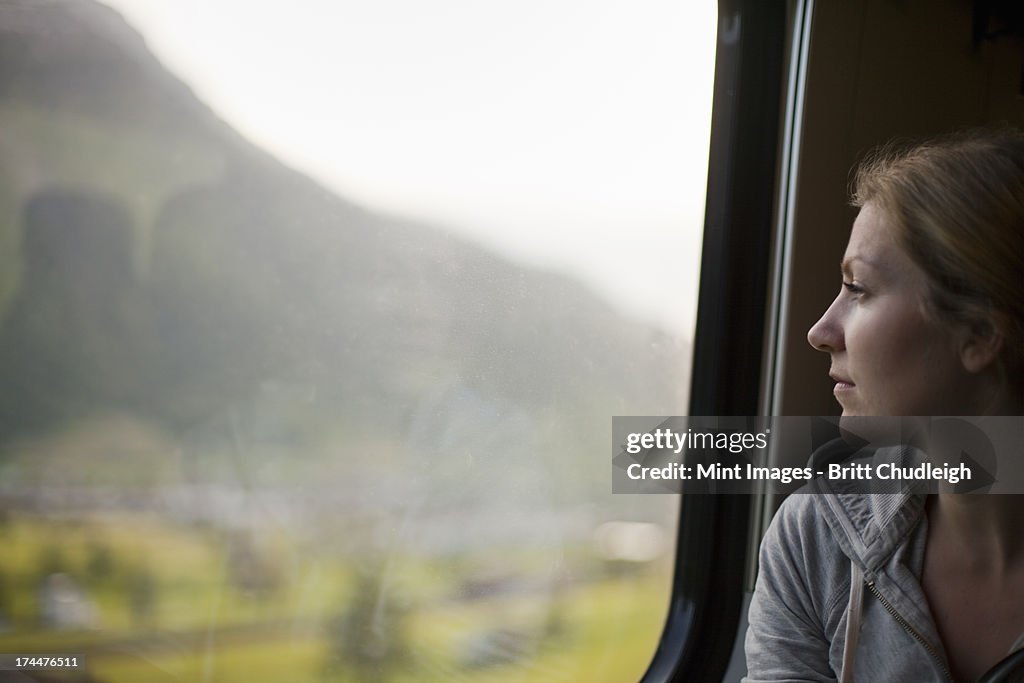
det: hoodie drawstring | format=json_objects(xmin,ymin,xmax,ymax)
[{"xmin": 841, "ymin": 562, "xmax": 864, "ymax": 683}]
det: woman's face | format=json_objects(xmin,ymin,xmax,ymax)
[{"xmin": 807, "ymin": 203, "xmax": 976, "ymax": 416}]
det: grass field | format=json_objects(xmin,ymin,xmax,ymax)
[{"xmin": 0, "ymin": 513, "xmax": 671, "ymax": 683}]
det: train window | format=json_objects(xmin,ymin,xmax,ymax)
[{"xmin": 0, "ymin": 1, "xmax": 716, "ymax": 682}]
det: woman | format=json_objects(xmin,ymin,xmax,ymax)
[{"xmin": 744, "ymin": 129, "xmax": 1024, "ymax": 682}]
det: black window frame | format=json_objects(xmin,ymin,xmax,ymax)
[{"xmin": 639, "ymin": 1, "xmax": 787, "ymax": 681}]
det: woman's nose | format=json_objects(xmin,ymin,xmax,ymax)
[{"xmin": 807, "ymin": 298, "xmax": 843, "ymax": 353}]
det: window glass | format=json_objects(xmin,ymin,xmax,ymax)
[{"xmin": 0, "ymin": 1, "xmax": 715, "ymax": 680}]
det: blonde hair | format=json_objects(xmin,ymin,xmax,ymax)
[{"xmin": 852, "ymin": 128, "xmax": 1024, "ymax": 394}]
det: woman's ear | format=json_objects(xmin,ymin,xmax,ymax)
[{"xmin": 959, "ymin": 317, "xmax": 1005, "ymax": 374}]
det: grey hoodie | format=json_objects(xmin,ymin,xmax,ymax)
[{"xmin": 744, "ymin": 440, "xmax": 1024, "ymax": 682}]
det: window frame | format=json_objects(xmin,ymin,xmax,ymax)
[{"xmin": 638, "ymin": 1, "xmax": 788, "ymax": 680}]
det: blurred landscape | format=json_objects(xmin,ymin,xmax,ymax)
[{"xmin": 0, "ymin": 1, "xmax": 689, "ymax": 680}]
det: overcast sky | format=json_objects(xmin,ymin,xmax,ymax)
[{"xmin": 103, "ymin": 0, "xmax": 717, "ymax": 336}]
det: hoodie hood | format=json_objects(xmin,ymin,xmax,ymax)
[{"xmin": 807, "ymin": 438, "xmax": 927, "ymax": 573}]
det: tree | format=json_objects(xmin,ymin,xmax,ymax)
[{"xmin": 324, "ymin": 566, "xmax": 414, "ymax": 682}]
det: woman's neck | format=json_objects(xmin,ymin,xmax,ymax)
[{"xmin": 930, "ymin": 494, "xmax": 1024, "ymax": 569}]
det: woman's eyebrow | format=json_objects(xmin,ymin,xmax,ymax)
[{"xmin": 839, "ymin": 255, "xmax": 877, "ymax": 275}]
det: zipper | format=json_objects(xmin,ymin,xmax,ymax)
[{"xmin": 864, "ymin": 580, "xmax": 953, "ymax": 682}]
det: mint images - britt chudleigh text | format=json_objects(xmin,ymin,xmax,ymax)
[{"xmin": 626, "ymin": 461, "xmax": 972, "ymax": 485}]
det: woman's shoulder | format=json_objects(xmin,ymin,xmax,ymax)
[
  {"xmin": 746, "ymin": 493, "xmax": 853, "ymax": 680},
  {"xmin": 760, "ymin": 493, "xmax": 848, "ymax": 582}
]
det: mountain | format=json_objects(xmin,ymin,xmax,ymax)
[{"xmin": 0, "ymin": 0, "xmax": 689, "ymax": 487}]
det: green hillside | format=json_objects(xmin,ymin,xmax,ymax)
[{"xmin": 0, "ymin": 0, "xmax": 687, "ymax": 452}]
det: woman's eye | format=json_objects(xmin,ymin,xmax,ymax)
[{"xmin": 842, "ymin": 281, "xmax": 864, "ymax": 295}]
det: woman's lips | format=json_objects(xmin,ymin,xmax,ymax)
[{"xmin": 830, "ymin": 373, "xmax": 854, "ymax": 394}]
